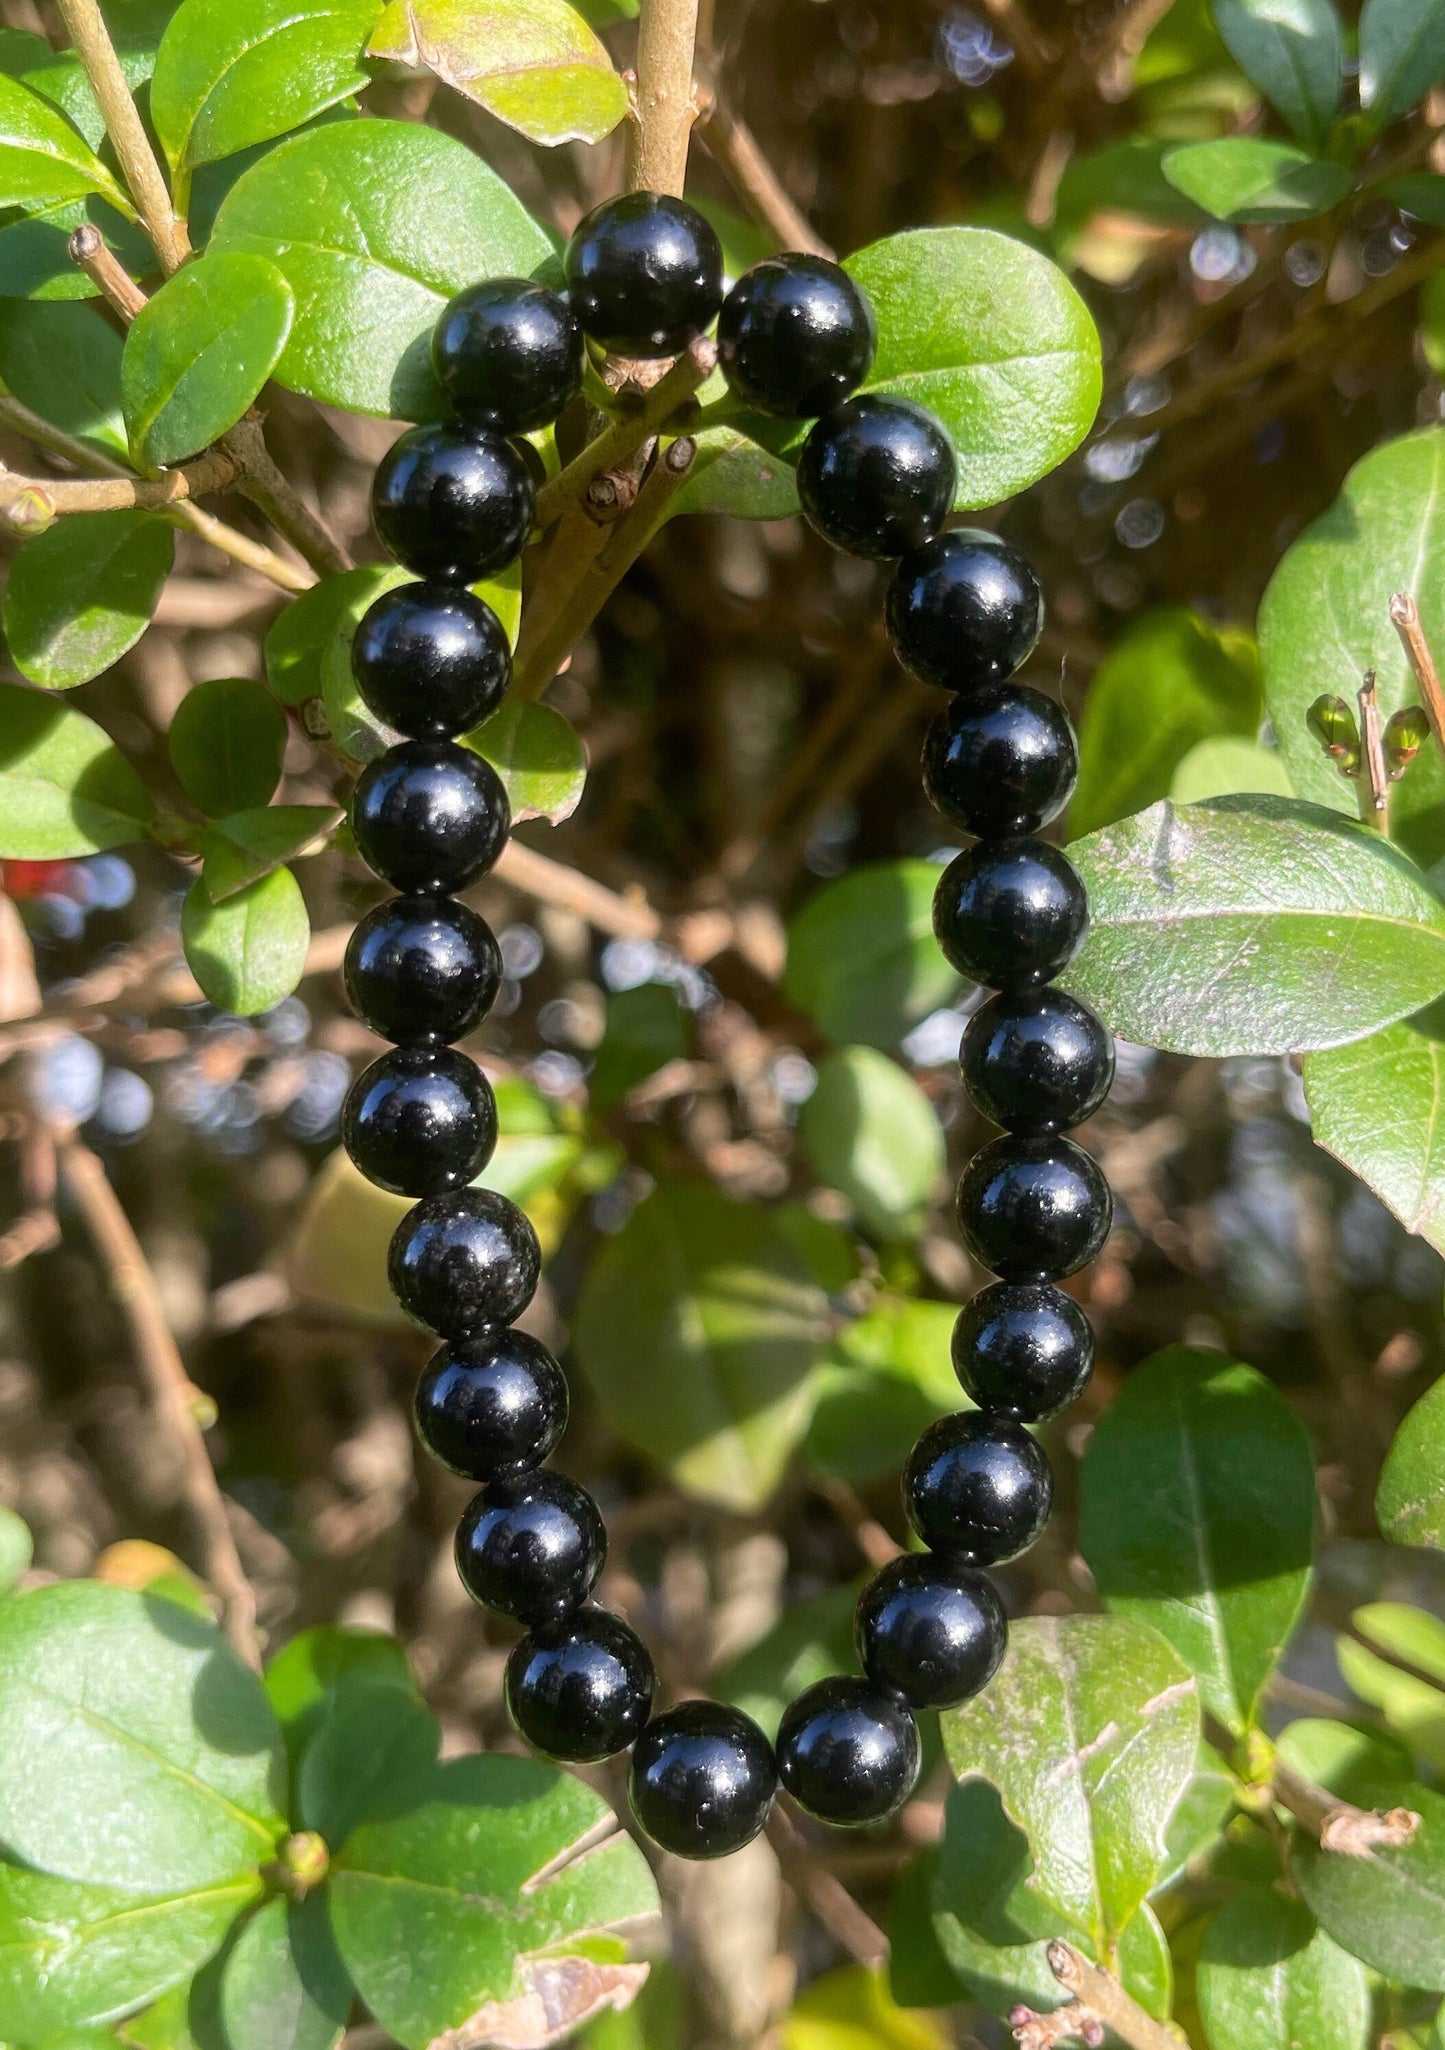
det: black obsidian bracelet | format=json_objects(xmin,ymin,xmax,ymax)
[{"xmin": 339, "ymin": 190, "xmax": 1113, "ymax": 1861}]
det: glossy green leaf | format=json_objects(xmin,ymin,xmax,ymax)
[
  {"xmin": 1158, "ymin": 1741, "xmax": 1237, "ymax": 1889},
  {"xmin": 1211, "ymin": 0, "xmax": 1344, "ymax": 144},
  {"xmin": 1078, "ymin": 1347, "xmax": 1315, "ymax": 1734},
  {"xmin": 368, "ymin": 0, "xmax": 627, "ymax": 146},
  {"xmin": 1197, "ymin": 1887, "xmax": 1370, "ymax": 2050},
  {"xmin": 1170, "ymin": 734, "xmax": 1293, "ymax": 805},
  {"xmin": 1378, "ymin": 1374, "xmax": 1445, "ymax": 1549},
  {"xmin": 784, "ymin": 861, "xmax": 960, "ymax": 1051},
  {"xmin": 1360, "ymin": 0, "xmax": 1445, "ymax": 129},
  {"xmin": 588, "ymin": 982, "xmax": 687, "ymax": 1111},
  {"xmin": 1069, "ymin": 609, "xmax": 1261, "ymax": 840},
  {"xmin": 799, "ymin": 1045, "xmax": 944, "ymax": 1240},
  {"xmin": 671, "ymin": 423, "xmax": 800, "ymax": 520},
  {"xmin": 264, "ymin": 1623, "xmax": 414, "ymax": 1753},
  {"xmin": 716, "ymin": 1584, "xmax": 859, "ymax": 1742},
  {"xmin": 4, "ymin": 511, "xmax": 174, "ymax": 690},
  {"xmin": 263, "ymin": 565, "xmax": 398, "ymax": 706},
  {"xmin": 3, "ymin": 37, "xmax": 158, "ymax": 155},
  {"xmin": 201, "ymin": 806, "xmax": 340, "ymax": 901},
  {"xmin": 1304, "ymin": 1008, "xmax": 1445, "ymax": 1257},
  {"xmin": 0, "ymin": 1508, "xmax": 30, "ymax": 1594},
  {"xmin": 1067, "ymin": 796, "xmax": 1445, "ymax": 1057},
  {"xmin": 297, "ymin": 1683, "xmax": 438, "ymax": 1846},
  {"xmin": 1337, "ymin": 1602, "xmax": 1445, "ymax": 1769},
  {"xmin": 211, "ymin": 1896, "xmax": 352, "ymax": 2050},
  {"xmin": 122, "ymin": 252, "xmax": 293, "ymax": 468},
  {"xmin": 0, "ymin": 299, "xmax": 124, "ymax": 454},
  {"xmin": 1295, "ymin": 1782, "xmax": 1445, "ymax": 1991},
  {"xmin": 0, "ymin": 72, "xmax": 128, "ymax": 213},
  {"xmin": 845, "ymin": 227, "xmax": 1101, "ymax": 509},
  {"xmin": 180, "ymin": 865, "xmax": 310, "ymax": 1015},
  {"xmin": 804, "ymin": 1296, "xmax": 963, "ymax": 1482},
  {"xmin": 209, "ymin": 118, "xmax": 552, "ymax": 418},
  {"xmin": 1162, "ymin": 137, "xmax": 1349, "ymax": 220},
  {"xmin": 466, "ymin": 699, "xmax": 586, "ymax": 824},
  {"xmin": 0, "ymin": 684, "xmax": 154, "ymax": 856},
  {"xmin": 168, "ymin": 676, "xmax": 287, "ymax": 818}
]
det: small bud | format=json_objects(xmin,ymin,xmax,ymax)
[
  {"xmin": 1384, "ymin": 705, "xmax": 1430, "ymax": 779},
  {"xmin": 2, "ymin": 487, "xmax": 55, "ymax": 536},
  {"xmin": 277, "ymin": 1830, "xmax": 329, "ymax": 1896},
  {"xmin": 1307, "ymin": 694, "xmax": 1360, "ymax": 776}
]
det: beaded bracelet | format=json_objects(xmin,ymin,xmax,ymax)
[{"xmin": 339, "ymin": 189, "xmax": 1114, "ymax": 1862}]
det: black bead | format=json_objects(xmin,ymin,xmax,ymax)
[
  {"xmin": 342, "ymin": 1046, "xmax": 496, "ymax": 1197},
  {"xmin": 797, "ymin": 396, "xmax": 955, "ymax": 560},
  {"xmin": 854, "ymin": 1555, "xmax": 1006, "ymax": 1711},
  {"xmin": 717, "ymin": 255, "xmax": 876, "ymax": 419},
  {"xmin": 564, "ymin": 191, "xmax": 724, "ymax": 359},
  {"xmin": 415, "ymin": 1328, "xmax": 569, "ymax": 1481},
  {"xmin": 389, "ymin": 1186, "xmax": 541, "ymax": 1339},
  {"xmin": 433, "ymin": 277, "xmax": 584, "ymax": 434},
  {"xmin": 352, "ymin": 740, "xmax": 511, "ymax": 897},
  {"xmin": 887, "ymin": 529, "xmax": 1043, "ymax": 691},
  {"xmin": 962, "ymin": 988, "xmax": 1113, "ymax": 1134},
  {"xmin": 506, "ymin": 1608, "xmax": 654, "ymax": 1761},
  {"xmin": 775, "ymin": 1676, "xmax": 919, "ymax": 1827},
  {"xmin": 344, "ymin": 896, "xmax": 501, "ymax": 1046},
  {"xmin": 956, "ymin": 1132, "xmax": 1112, "ymax": 1282},
  {"xmin": 923, "ymin": 686, "xmax": 1077, "ymax": 840},
  {"xmin": 903, "ymin": 1411, "xmax": 1052, "ymax": 1565},
  {"xmin": 932, "ymin": 837, "xmax": 1088, "ymax": 989},
  {"xmin": 351, "ymin": 581, "xmax": 511, "ymax": 740},
  {"xmin": 372, "ymin": 424, "xmax": 533, "ymax": 583},
  {"xmin": 455, "ymin": 1471, "xmax": 605, "ymax": 1626},
  {"xmin": 629, "ymin": 1700, "xmax": 777, "ymax": 1860},
  {"xmin": 953, "ymin": 1282, "xmax": 1093, "ymax": 1422}
]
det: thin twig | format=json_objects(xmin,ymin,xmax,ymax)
[
  {"xmin": 495, "ymin": 838, "xmax": 663, "ymax": 939},
  {"xmin": 1389, "ymin": 590, "xmax": 1445, "ymax": 762},
  {"xmin": 532, "ymin": 337, "xmax": 716, "ymax": 530},
  {"xmin": 222, "ymin": 417, "xmax": 352, "ymax": 578},
  {"xmin": 625, "ymin": 0, "xmax": 703, "ymax": 197},
  {"xmin": 1271, "ymin": 1757, "xmax": 1420, "ymax": 1854},
  {"xmin": 766, "ymin": 1807, "xmax": 890, "ymax": 1969},
  {"xmin": 53, "ymin": 0, "xmax": 190, "ymax": 272},
  {"xmin": 1357, "ymin": 670, "xmax": 1390, "ymax": 829},
  {"xmin": 70, "ymin": 221, "xmax": 146, "ymax": 318},
  {"xmin": 0, "ymin": 448, "xmax": 239, "ymax": 528},
  {"xmin": 1010, "ymin": 1942, "xmax": 1185, "ymax": 2050},
  {"xmin": 694, "ymin": 67, "xmax": 833, "ymax": 257}
]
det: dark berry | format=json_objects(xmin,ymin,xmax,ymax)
[
  {"xmin": 903, "ymin": 1411, "xmax": 1052, "ymax": 1565},
  {"xmin": 855, "ymin": 1555, "xmax": 1006, "ymax": 1711},
  {"xmin": 956, "ymin": 1132, "xmax": 1112, "ymax": 1282},
  {"xmin": 776, "ymin": 1676, "xmax": 919, "ymax": 1827},
  {"xmin": 717, "ymin": 255, "xmax": 876, "ymax": 418},
  {"xmin": 952, "ymin": 1282, "xmax": 1093, "ymax": 1422},
  {"xmin": 629, "ymin": 1701, "xmax": 776, "ymax": 1860},
  {"xmin": 962, "ymin": 988, "xmax": 1113, "ymax": 1134},
  {"xmin": 564, "ymin": 191, "xmax": 723, "ymax": 359},
  {"xmin": 506, "ymin": 1608, "xmax": 654, "ymax": 1761},
  {"xmin": 342, "ymin": 1046, "xmax": 496, "ymax": 1198},
  {"xmin": 344, "ymin": 896, "xmax": 500, "ymax": 1046},
  {"xmin": 351, "ymin": 581, "xmax": 510, "ymax": 740},
  {"xmin": 389, "ymin": 1186, "xmax": 541, "ymax": 1339},
  {"xmin": 352, "ymin": 741, "xmax": 510, "ymax": 897},
  {"xmin": 415, "ymin": 1328, "xmax": 568, "ymax": 1481},
  {"xmin": 372, "ymin": 425, "xmax": 533, "ymax": 582},
  {"xmin": 455, "ymin": 1471, "xmax": 605, "ymax": 1626},
  {"xmin": 923, "ymin": 686, "xmax": 1077, "ymax": 839},
  {"xmin": 933, "ymin": 837, "xmax": 1087, "ymax": 989},
  {"xmin": 797, "ymin": 396, "xmax": 955, "ymax": 560},
  {"xmin": 887, "ymin": 529, "xmax": 1043, "ymax": 690},
  {"xmin": 433, "ymin": 277, "xmax": 584, "ymax": 433}
]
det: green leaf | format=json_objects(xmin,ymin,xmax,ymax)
[
  {"xmin": 1158, "ymin": 1740, "xmax": 1237, "ymax": 1889},
  {"xmin": 168, "ymin": 676, "xmax": 287, "ymax": 818},
  {"xmin": 1078, "ymin": 1347, "xmax": 1315, "ymax": 1734},
  {"xmin": 1068, "ymin": 609, "xmax": 1261, "ymax": 840},
  {"xmin": 0, "ymin": 1582, "xmax": 284, "ymax": 1894},
  {"xmin": 209, "ymin": 118, "xmax": 552, "ymax": 419},
  {"xmin": 1360, "ymin": 0, "xmax": 1445, "ymax": 130},
  {"xmin": 0, "ymin": 683, "xmax": 154, "ymax": 856},
  {"xmin": 121, "ymin": 253, "xmax": 293, "ymax": 469},
  {"xmin": 210, "ymin": 1895, "xmax": 352, "ymax": 2050},
  {"xmin": 263, "ymin": 565, "xmax": 399, "ymax": 707},
  {"xmin": 465, "ymin": 699, "xmax": 586, "ymax": 825},
  {"xmin": 1067, "ymin": 796, "xmax": 1445, "ymax": 1057},
  {"xmin": 264, "ymin": 1624, "xmax": 413, "ymax": 1743},
  {"xmin": 1276, "ymin": 1716, "xmax": 1416, "ymax": 1805},
  {"xmin": 0, "ymin": 1508, "xmax": 30, "ymax": 1594},
  {"xmin": 940, "ymin": 1612, "xmax": 1199, "ymax": 1951},
  {"xmin": 1161, "ymin": 137, "xmax": 1350, "ymax": 221},
  {"xmin": 589, "ymin": 983, "xmax": 687, "ymax": 1111},
  {"xmin": 0, "ymin": 72, "xmax": 128, "ymax": 213},
  {"xmin": 180, "ymin": 865, "xmax": 310, "ymax": 1014},
  {"xmin": 0, "ymin": 195, "xmax": 150, "ymax": 305},
  {"xmin": 368, "ymin": 0, "xmax": 627, "ymax": 147},
  {"xmin": 1211, "ymin": 0, "xmax": 1344, "ymax": 144},
  {"xmin": 799, "ymin": 1046, "xmax": 944, "ymax": 1240},
  {"xmin": 150, "ymin": 0, "xmax": 381, "ymax": 178},
  {"xmin": 4, "ymin": 510, "xmax": 174, "ymax": 690},
  {"xmin": 201, "ymin": 806, "xmax": 340, "ymax": 901},
  {"xmin": 329, "ymin": 1754, "xmax": 658, "ymax": 2050},
  {"xmin": 1304, "ymin": 1007, "xmax": 1445, "ymax": 1256},
  {"xmin": 1387, "ymin": 171, "xmax": 1445, "ymax": 225},
  {"xmin": 782, "ymin": 1967, "xmax": 950, "ymax": 2050},
  {"xmin": 574, "ymin": 1181, "xmax": 855, "ymax": 1513},
  {"xmin": 1295, "ymin": 1782, "xmax": 1445, "ymax": 1991},
  {"xmin": 670, "ymin": 423, "xmax": 800, "ymax": 520},
  {"xmin": 297, "ymin": 1683, "xmax": 438, "ymax": 1846},
  {"xmin": 844, "ymin": 227, "xmax": 1101, "ymax": 510},
  {"xmin": 1337, "ymin": 1602, "xmax": 1445, "ymax": 1769},
  {"xmin": 1170, "ymin": 734, "xmax": 1293, "ymax": 806},
  {"xmin": 784, "ymin": 861, "xmax": 961, "ymax": 1051},
  {"xmin": 805, "ymin": 1297, "xmax": 963, "ymax": 1483},
  {"xmin": 1258, "ymin": 426, "xmax": 1445, "ymax": 870},
  {"xmin": 1379, "ymin": 1374, "xmax": 1445, "ymax": 1549},
  {"xmin": 717, "ymin": 1583, "xmax": 859, "ymax": 1742},
  {"xmin": 1197, "ymin": 1887, "xmax": 1370, "ymax": 2050},
  {"xmin": 0, "ymin": 299, "xmax": 125, "ymax": 455}
]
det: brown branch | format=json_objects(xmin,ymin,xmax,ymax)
[
  {"xmin": 69, "ymin": 221, "xmax": 146, "ymax": 318},
  {"xmin": 1357, "ymin": 670, "xmax": 1390, "ymax": 829},
  {"xmin": 1010, "ymin": 1943, "xmax": 1186, "ymax": 2050},
  {"xmin": 625, "ymin": 0, "xmax": 702, "ymax": 197},
  {"xmin": 53, "ymin": 0, "xmax": 190, "ymax": 273},
  {"xmin": 532, "ymin": 336, "xmax": 716, "ymax": 530},
  {"xmin": 1389, "ymin": 590, "xmax": 1445, "ymax": 762},
  {"xmin": 0, "ymin": 448, "xmax": 240, "ymax": 528},
  {"xmin": 495, "ymin": 838, "xmax": 663, "ymax": 939},
  {"xmin": 1271, "ymin": 1757, "xmax": 1420, "ymax": 1854},
  {"xmin": 766, "ymin": 1806, "xmax": 890, "ymax": 1970},
  {"xmin": 694, "ymin": 69, "xmax": 833, "ymax": 257}
]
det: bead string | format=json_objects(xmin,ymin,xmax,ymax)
[{"xmin": 340, "ymin": 192, "xmax": 1113, "ymax": 1861}]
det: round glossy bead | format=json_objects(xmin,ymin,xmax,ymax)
[
  {"xmin": 854, "ymin": 1555, "xmax": 1006, "ymax": 1711},
  {"xmin": 372, "ymin": 424, "xmax": 533, "ymax": 582},
  {"xmin": 932, "ymin": 837, "xmax": 1087, "ymax": 989},
  {"xmin": 797, "ymin": 396, "xmax": 956, "ymax": 560},
  {"xmin": 352, "ymin": 741, "xmax": 511, "ymax": 896},
  {"xmin": 389, "ymin": 1186, "xmax": 541, "ymax": 1339},
  {"xmin": 415, "ymin": 1328, "xmax": 568, "ymax": 1480},
  {"xmin": 455, "ymin": 1471, "xmax": 605, "ymax": 1626},
  {"xmin": 351, "ymin": 581, "xmax": 510, "ymax": 739},
  {"xmin": 342, "ymin": 1046, "xmax": 496, "ymax": 1197},
  {"xmin": 923, "ymin": 686, "xmax": 1076, "ymax": 839},
  {"xmin": 952, "ymin": 1281, "xmax": 1093, "ymax": 1423},
  {"xmin": 433, "ymin": 276, "xmax": 584, "ymax": 433},
  {"xmin": 956, "ymin": 1132, "xmax": 1112, "ymax": 1282},
  {"xmin": 717, "ymin": 254, "xmax": 876, "ymax": 418},
  {"xmin": 962, "ymin": 988, "xmax": 1113, "ymax": 1134},
  {"xmin": 903, "ymin": 1411, "xmax": 1052, "ymax": 1565},
  {"xmin": 776, "ymin": 1676, "xmax": 919, "ymax": 1827},
  {"xmin": 506, "ymin": 1609, "xmax": 654, "ymax": 1761},
  {"xmin": 344, "ymin": 896, "xmax": 500, "ymax": 1046},
  {"xmin": 564, "ymin": 191, "xmax": 723, "ymax": 359},
  {"xmin": 629, "ymin": 1701, "xmax": 777, "ymax": 1860},
  {"xmin": 887, "ymin": 529, "xmax": 1043, "ymax": 690}
]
